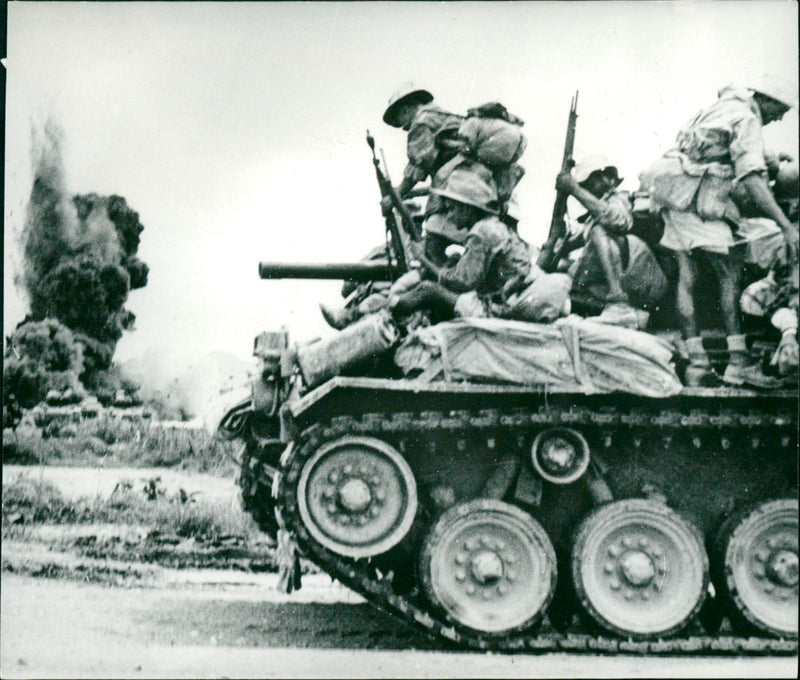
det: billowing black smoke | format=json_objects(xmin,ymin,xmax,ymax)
[{"xmin": 6, "ymin": 120, "xmax": 149, "ymax": 416}]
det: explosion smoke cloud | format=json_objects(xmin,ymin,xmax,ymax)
[{"xmin": 9, "ymin": 119, "xmax": 149, "ymax": 401}]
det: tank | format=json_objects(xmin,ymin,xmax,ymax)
[{"xmin": 217, "ymin": 255, "xmax": 798, "ymax": 657}]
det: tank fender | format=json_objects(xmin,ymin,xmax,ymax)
[{"xmin": 209, "ymin": 386, "xmax": 252, "ymax": 437}]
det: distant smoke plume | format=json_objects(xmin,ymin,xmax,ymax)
[{"xmin": 14, "ymin": 119, "xmax": 149, "ymax": 389}]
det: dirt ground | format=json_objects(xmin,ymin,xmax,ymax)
[
  {"xmin": 2, "ymin": 465, "xmax": 797, "ymax": 679},
  {"xmin": 3, "ymin": 573, "xmax": 797, "ymax": 679}
]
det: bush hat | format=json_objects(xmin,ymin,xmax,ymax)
[
  {"xmin": 573, "ymin": 156, "xmax": 622, "ymax": 186},
  {"xmin": 383, "ymin": 82, "xmax": 434, "ymax": 127},
  {"xmin": 431, "ymin": 168, "xmax": 499, "ymax": 214},
  {"xmin": 750, "ymin": 75, "xmax": 798, "ymax": 109}
]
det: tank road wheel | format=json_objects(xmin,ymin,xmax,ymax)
[
  {"xmin": 717, "ymin": 499, "xmax": 798, "ymax": 639},
  {"xmin": 419, "ymin": 499, "xmax": 557, "ymax": 635},
  {"xmin": 296, "ymin": 436, "xmax": 417, "ymax": 559},
  {"xmin": 571, "ymin": 499, "xmax": 708, "ymax": 639}
]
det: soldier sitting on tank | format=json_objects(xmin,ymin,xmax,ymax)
[
  {"xmin": 319, "ymin": 85, "xmax": 464, "ymax": 331},
  {"xmin": 555, "ymin": 158, "xmax": 667, "ymax": 331},
  {"xmin": 639, "ymin": 78, "xmax": 798, "ymax": 387},
  {"xmin": 389, "ymin": 169, "xmax": 534, "ymax": 321},
  {"xmin": 319, "ymin": 212, "xmax": 467, "ymax": 330},
  {"xmin": 740, "ymin": 260, "xmax": 799, "ymax": 387}
]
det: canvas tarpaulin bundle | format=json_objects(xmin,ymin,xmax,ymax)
[{"xmin": 394, "ymin": 316, "xmax": 682, "ymax": 398}]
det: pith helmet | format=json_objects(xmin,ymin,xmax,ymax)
[
  {"xmin": 750, "ymin": 75, "xmax": 798, "ymax": 109},
  {"xmin": 431, "ymin": 168, "xmax": 499, "ymax": 214},
  {"xmin": 573, "ymin": 156, "xmax": 622, "ymax": 186},
  {"xmin": 383, "ymin": 82, "xmax": 434, "ymax": 127}
]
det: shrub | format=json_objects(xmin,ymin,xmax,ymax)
[
  {"xmin": 2, "ymin": 475, "xmax": 81, "ymax": 523},
  {"xmin": 3, "ymin": 415, "xmax": 238, "ymax": 473}
]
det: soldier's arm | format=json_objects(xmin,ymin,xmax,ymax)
[
  {"xmin": 739, "ymin": 172, "xmax": 798, "ymax": 261},
  {"xmin": 555, "ymin": 173, "xmax": 632, "ymax": 232},
  {"xmin": 399, "ymin": 123, "xmax": 438, "ymax": 195},
  {"xmin": 437, "ymin": 236, "xmax": 492, "ymax": 293}
]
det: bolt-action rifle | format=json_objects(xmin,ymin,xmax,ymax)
[
  {"xmin": 537, "ymin": 91, "xmax": 579, "ymax": 272},
  {"xmin": 258, "ymin": 135, "xmax": 424, "ymax": 284},
  {"xmin": 367, "ymin": 131, "xmax": 422, "ymax": 275}
]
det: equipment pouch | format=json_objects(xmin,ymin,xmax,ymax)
[
  {"xmin": 639, "ymin": 154, "xmax": 701, "ymax": 211},
  {"xmin": 458, "ymin": 117, "xmax": 527, "ymax": 167}
]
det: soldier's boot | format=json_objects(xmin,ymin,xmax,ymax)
[
  {"xmin": 723, "ymin": 333, "xmax": 783, "ymax": 388},
  {"xmin": 357, "ymin": 293, "xmax": 390, "ymax": 315},
  {"xmin": 319, "ymin": 303, "xmax": 358, "ymax": 330},
  {"xmin": 684, "ymin": 336, "xmax": 720, "ymax": 387}
]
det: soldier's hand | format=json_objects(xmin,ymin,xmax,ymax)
[
  {"xmin": 407, "ymin": 240, "xmax": 425, "ymax": 262},
  {"xmin": 555, "ymin": 172, "xmax": 575, "ymax": 193},
  {"xmin": 380, "ymin": 196, "xmax": 393, "ymax": 217}
]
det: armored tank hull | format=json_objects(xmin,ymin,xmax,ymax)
[{"xmin": 228, "ymin": 361, "xmax": 798, "ymax": 654}]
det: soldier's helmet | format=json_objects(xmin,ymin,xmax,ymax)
[
  {"xmin": 431, "ymin": 168, "xmax": 500, "ymax": 214},
  {"xmin": 573, "ymin": 156, "xmax": 622, "ymax": 187},
  {"xmin": 750, "ymin": 75, "xmax": 798, "ymax": 109},
  {"xmin": 383, "ymin": 82, "xmax": 434, "ymax": 127}
]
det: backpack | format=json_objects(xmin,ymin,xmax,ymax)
[{"xmin": 457, "ymin": 102, "xmax": 527, "ymax": 167}]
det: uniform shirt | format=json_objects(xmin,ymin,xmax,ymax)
[
  {"xmin": 676, "ymin": 85, "xmax": 767, "ymax": 181},
  {"xmin": 403, "ymin": 104, "xmax": 464, "ymax": 186},
  {"xmin": 641, "ymin": 85, "xmax": 769, "ymax": 251},
  {"xmin": 437, "ymin": 216, "xmax": 532, "ymax": 296},
  {"xmin": 579, "ymin": 189, "xmax": 633, "ymax": 237}
]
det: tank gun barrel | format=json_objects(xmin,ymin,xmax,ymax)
[{"xmin": 258, "ymin": 261, "xmax": 393, "ymax": 281}]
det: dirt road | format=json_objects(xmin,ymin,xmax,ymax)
[{"xmin": 2, "ymin": 573, "xmax": 796, "ymax": 679}]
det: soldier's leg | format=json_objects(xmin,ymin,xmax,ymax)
[
  {"xmin": 676, "ymin": 250, "xmax": 719, "ymax": 386},
  {"xmin": 390, "ymin": 281, "xmax": 459, "ymax": 318},
  {"xmin": 590, "ymin": 225, "xmax": 628, "ymax": 304},
  {"xmin": 702, "ymin": 249, "xmax": 743, "ymax": 337},
  {"xmin": 701, "ymin": 249, "xmax": 780, "ymax": 386},
  {"xmin": 674, "ymin": 250, "xmax": 698, "ymax": 339}
]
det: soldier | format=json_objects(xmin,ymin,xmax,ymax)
[
  {"xmin": 556, "ymin": 157, "xmax": 666, "ymax": 329},
  {"xmin": 640, "ymin": 77, "xmax": 798, "ymax": 386},
  {"xmin": 382, "ymin": 83, "xmax": 470, "ymax": 267},
  {"xmin": 382, "ymin": 82, "xmax": 464, "ymax": 202},
  {"xmin": 740, "ymin": 261, "xmax": 798, "ymax": 387},
  {"xmin": 318, "ymin": 85, "xmax": 465, "ymax": 331},
  {"xmin": 390, "ymin": 169, "xmax": 533, "ymax": 320}
]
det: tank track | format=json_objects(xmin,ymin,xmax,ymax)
[{"xmin": 271, "ymin": 403, "xmax": 798, "ymax": 655}]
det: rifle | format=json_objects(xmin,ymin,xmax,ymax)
[
  {"xmin": 366, "ymin": 131, "xmax": 421, "ymax": 274},
  {"xmin": 537, "ymin": 91, "xmax": 579, "ymax": 272},
  {"xmin": 379, "ymin": 149, "xmax": 423, "ymax": 242}
]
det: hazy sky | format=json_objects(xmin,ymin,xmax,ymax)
[{"xmin": 4, "ymin": 1, "xmax": 799, "ymax": 369}]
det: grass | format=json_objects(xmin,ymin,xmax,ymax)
[
  {"xmin": 2, "ymin": 475, "xmax": 84, "ymax": 524},
  {"xmin": 3, "ymin": 416, "xmax": 239, "ymax": 474},
  {"xmin": 1, "ymin": 418, "xmax": 285, "ymax": 573},
  {"xmin": 2, "ymin": 474, "xmax": 253, "ymax": 543}
]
